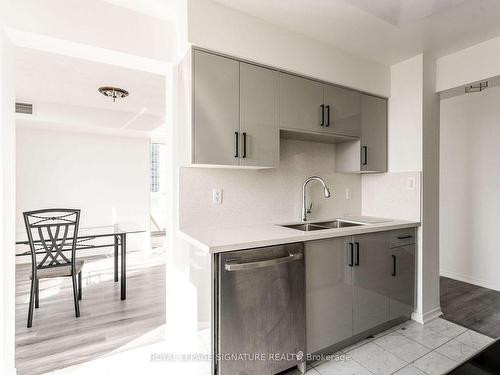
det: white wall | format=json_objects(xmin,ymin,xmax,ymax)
[
  {"xmin": 388, "ymin": 55, "xmax": 423, "ymax": 172},
  {"xmin": 440, "ymin": 85, "xmax": 500, "ymax": 290},
  {"xmin": 180, "ymin": 139, "xmax": 361, "ymax": 228},
  {"xmin": 437, "ymin": 34, "xmax": 500, "ymax": 92},
  {"xmin": 16, "ymin": 126, "xmax": 150, "ymax": 251},
  {"xmin": 186, "ymin": 0, "xmax": 390, "ymax": 97},
  {"xmin": 0, "ymin": 27, "xmax": 16, "ymax": 375}
]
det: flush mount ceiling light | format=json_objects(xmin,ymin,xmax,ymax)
[
  {"xmin": 465, "ymin": 81, "xmax": 488, "ymax": 94},
  {"xmin": 98, "ymin": 86, "xmax": 129, "ymax": 102}
]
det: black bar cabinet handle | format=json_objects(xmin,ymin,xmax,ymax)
[
  {"xmin": 348, "ymin": 243, "xmax": 354, "ymax": 267},
  {"xmin": 234, "ymin": 131, "xmax": 239, "ymax": 158},
  {"xmin": 392, "ymin": 255, "xmax": 397, "ymax": 276},
  {"xmin": 355, "ymin": 242, "xmax": 360, "ymax": 266},
  {"xmin": 397, "ymin": 235, "xmax": 413, "ymax": 240},
  {"xmin": 320, "ymin": 104, "xmax": 325, "ymax": 126},
  {"xmin": 362, "ymin": 146, "xmax": 368, "ymax": 165},
  {"xmin": 242, "ymin": 132, "xmax": 247, "ymax": 158},
  {"xmin": 326, "ymin": 105, "xmax": 330, "ymax": 127}
]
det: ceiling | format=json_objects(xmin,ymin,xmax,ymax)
[
  {"xmin": 213, "ymin": 0, "xmax": 500, "ymax": 65},
  {"xmin": 6, "ymin": 0, "xmax": 180, "ymax": 62},
  {"xmin": 14, "ymin": 47, "xmax": 166, "ymax": 136}
]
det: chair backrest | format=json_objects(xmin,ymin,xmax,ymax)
[{"xmin": 23, "ymin": 209, "xmax": 81, "ymax": 274}]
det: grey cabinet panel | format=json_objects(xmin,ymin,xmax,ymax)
[
  {"xmin": 306, "ymin": 238, "xmax": 353, "ymax": 354},
  {"xmin": 352, "ymin": 232, "xmax": 390, "ymax": 335},
  {"xmin": 240, "ymin": 63, "xmax": 279, "ymax": 168},
  {"xmin": 279, "ymin": 73, "xmax": 324, "ymax": 132},
  {"xmin": 323, "ymin": 85, "xmax": 361, "ymax": 137},
  {"xmin": 193, "ymin": 50, "xmax": 239, "ymax": 166},
  {"xmin": 360, "ymin": 95, "xmax": 387, "ymax": 172},
  {"xmin": 389, "ymin": 244, "xmax": 416, "ymax": 320}
]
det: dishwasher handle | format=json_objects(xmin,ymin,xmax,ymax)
[{"xmin": 225, "ymin": 252, "xmax": 303, "ymax": 272}]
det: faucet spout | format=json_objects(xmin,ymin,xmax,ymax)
[{"xmin": 301, "ymin": 176, "xmax": 332, "ymax": 222}]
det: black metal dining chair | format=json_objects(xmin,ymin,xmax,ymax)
[{"xmin": 23, "ymin": 208, "xmax": 84, "ymax": 328}]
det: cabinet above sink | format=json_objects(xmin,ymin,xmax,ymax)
[{"xmin": 178, "ymin": 48, "xmax": 388, "ymax": 173}]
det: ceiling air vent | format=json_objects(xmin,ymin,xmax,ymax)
[{"xmin": 15, "ymin": 102, "xmax": 33, "ymax": 115}]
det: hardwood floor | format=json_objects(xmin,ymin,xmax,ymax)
[
  {"xmin": 441, "ymin": 276, "xmax": 500, "ymax": 338},
  {"xmin": 15, "ymin": 245, "xmax": 166, "ymax": 375}
]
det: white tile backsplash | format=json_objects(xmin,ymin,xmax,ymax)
[
  {"xmin": 179, "ymin": 139, "xmax": 362, "ymax": 228},
  {"xmin": 362, "ymin": 171, "xmax": 421, "ymax": 221}
]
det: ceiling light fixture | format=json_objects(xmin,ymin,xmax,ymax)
[
  {"xmin": 98, "ymin": 86, "xmax": 129, "ymax": 102},
  {"xmin": 465, "ymin": 81, "xmax": 488, "ymax": 94}
]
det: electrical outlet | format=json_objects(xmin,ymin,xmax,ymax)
[
  {"xmin": 212, "ymin": 188, "xmax": 223, "ymax": 204},
  {"xmin": 407, "ymin": 178, "xmax": 416, "ymax": 190},
  {"xmin": 345, "ymin": 188, "xmax": 351, "ymax": 200}
]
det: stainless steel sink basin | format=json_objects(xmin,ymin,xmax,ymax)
[
  {"xmin": 281, "ymin": 223, "xmax": 330, "ymax": 231},
  {"xmin": 281, "ymin": 220, "xmax": 364, "ymax": 232},
  {"xmin": 314, "ymin": 220, "xmax": 363, "ymax": 229}
]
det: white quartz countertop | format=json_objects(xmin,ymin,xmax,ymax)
[{"xmin": 179, "ymin": 216, "xmax": 420, "ymax": 254}]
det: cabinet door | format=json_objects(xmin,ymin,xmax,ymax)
[
  {"xmin": 389, "ymin": 245, "xmax": 416, "ymax": 320},
  {"xmin": 193, "ymin": 50, "xmax": 239, "ymax": 166},
  {"xmin": 305, "ymin": 238, "xmax": 353, "ymax": 354},
  {"xmin": 240, "ymin": 63, "xmax": 279, "ymax": 168},
  {"xmin": 360, "ymin": 95, "xmax": 387, "ymax": 172},
  {"xmin": 352, "ymin": 232, "xmax": 390, "ymax": 335},
  {"xmin": 279, "ymin": 73, "xmax": 324, "ymax": 132},
  {"xmin": 323, "ymin": 85, "xmax": 361, "ymax": 136}
]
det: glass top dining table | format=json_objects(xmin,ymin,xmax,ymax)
[{"xmin": 16, "ymin": 222, "xmax": 146, "ymax": 300}]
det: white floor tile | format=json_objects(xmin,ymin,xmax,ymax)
[
  {"xmin": 347, "ymin": 342, "xmax": 407, "ymax": 375},
  {"xmin": 398, "ymin": 323, "xmax": 451, "ymax": 349},
  {"xmin": 393, "ymin": 364, "xmax": 427, "ymax": 375},
  {"xmin": 454, "ymin": 330, "xmax": 494, "ymax": 350},
  {"xmin": 413, "ymin": 351, "xmax": 457, "ymax": 375},
  {"xmin": 435, "ymin": 338, "xmax": 477, "ymax": 362},
  {"xmin": 340, "ymin": 337, "xmax": 374, "ymax": 353},
  {"xmin": 314, "ymin": 355, "xmax": 373, "ymax": 375},
  {"xmin": 284, "ymin": 367, "xmax": 320, "ymax": 375},
  {"xmin": 425, "ymin": 318, "xmax": 467, "ymax": 339},
  {"xmin": 374, "ymin": 332, "xmax": 431, "ymax": 362}
]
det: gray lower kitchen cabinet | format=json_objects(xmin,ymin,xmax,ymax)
[
  {"xmin": 193, "ymin": 50, "xmax": 240, "ymax": 166},
  {"xmin": 351, "ymin": 232, "xmax": 391, "ymax": 335},
  {"xmin": 305, "ymin": 238, "xmax": 353, "ymax": 354},
  {"xmin": 389, "ymin": 231, "xmax": 416, "ymax": 320},
  {"xmin": 240, "ymin": 62, "xmax": 279, "ymax": 168},
  {"xmin": 279, "ymin": 72, "xmax": 324, "ymax": 133},
  {"xmin": 360, "ymin": 94, "xmax": 388, "ymax": 172}
]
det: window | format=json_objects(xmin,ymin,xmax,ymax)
[{"xmin": 150, "ymin": 143, "xmax": 162, "ymax": 193}]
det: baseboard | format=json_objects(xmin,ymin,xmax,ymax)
[
  {"xmin": 440, "ymin": 269, "xmax": 500, "ymax": 292},
  {"xmin": 412, "ymin": 307, "xmax": 443, "ymax": 324}
]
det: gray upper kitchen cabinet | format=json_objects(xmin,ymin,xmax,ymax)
[
  {"xmin": 279, "ymin": 73, "xmax": 324, "ymax": 132},
  {"xmin": 360, "ymin": 94, "xmax": 388, "ymax": 172},
  {"xmin": 335, "ymin": 94, "xmax": 388, "ymax": 173},
  {"xmin": 239, "ymin": 62, "xmax": 279, "ymax": 168},
  {"xmin": 193, "ymin": 50, "xmax": 240, "ymax": 166},
  {"xmin": 191, "ymin": 50, "xmax": 279, "ymax": 168},
  {"xmin": 323, "ymin": 85, "xmax": 361, "ymax": 137},
  {"xmin": 305, "ymin": 238, "xmax": 353, "ymax": 354},
  {"xmin": 352, "ymin": 232, "xmax": 391, "ymax": 335}
]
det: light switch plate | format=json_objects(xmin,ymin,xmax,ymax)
[
  {"xmin": 407, "ymin": 178, "xmax": 416, "ymax": 190},
  {"xmin": 345, "ymin": 188, "xmax": 351, "ymax": 199},
  {"xmin": 212, "ymin": 188, "xmax": 223, "ymax": 204}
]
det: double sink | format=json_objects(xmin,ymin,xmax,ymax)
[{"xmin": 281, "ymin": 219, "xmax": 364, "ymax": 232}]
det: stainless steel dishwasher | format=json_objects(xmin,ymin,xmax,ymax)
[{"xmin": 216, "ymin": 243, "xmax": 305, "ymax": 375}]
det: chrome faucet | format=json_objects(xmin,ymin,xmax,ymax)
[{"xmin": 301, "ymin": 176, "xmax": 331, "ymax": 222}]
